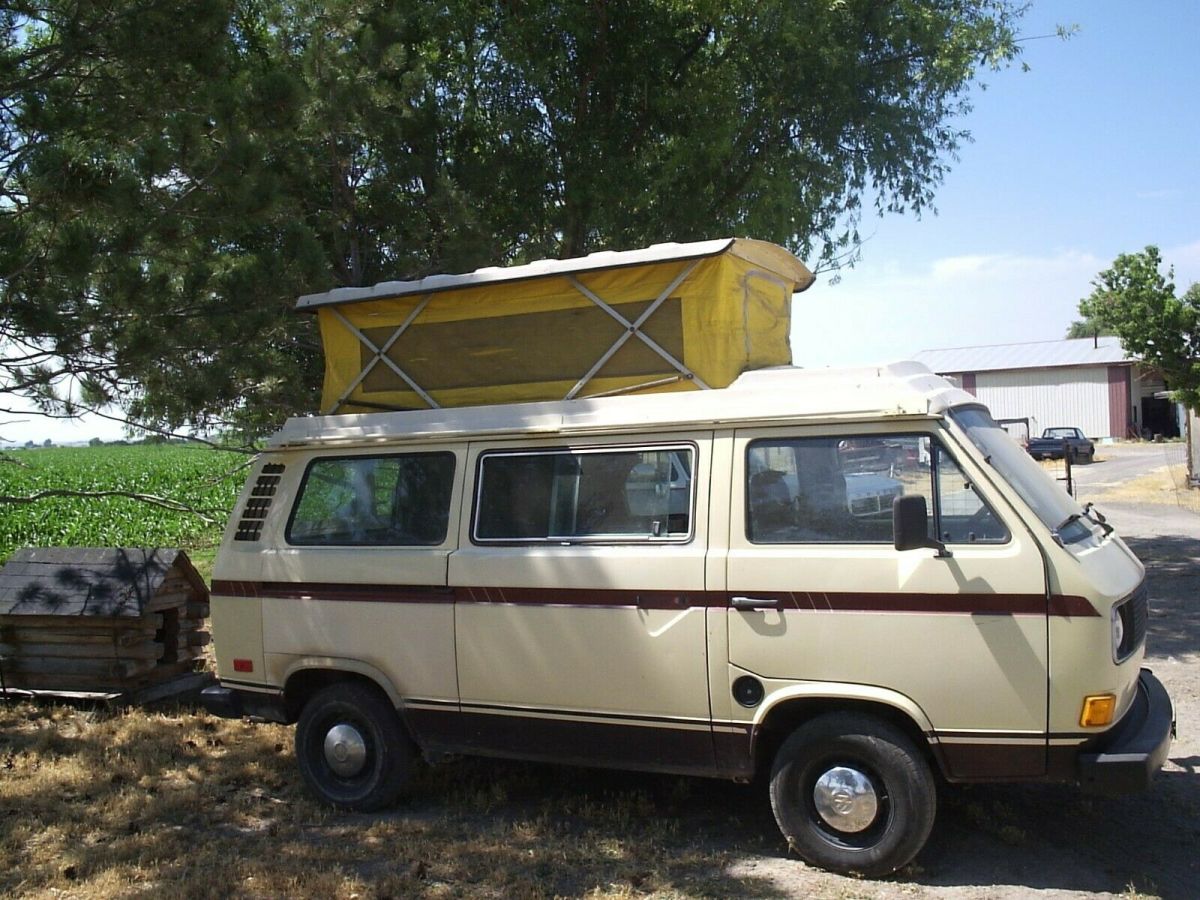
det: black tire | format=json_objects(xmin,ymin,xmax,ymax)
[
  {"xmin": 295, "ymin": 681, "xmax": 416, "ymax": 811},
  {"xmin": 769, "ymin": 712, "xmax": 936, "ymax": 877}
]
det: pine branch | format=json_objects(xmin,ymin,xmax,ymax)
[{"xmin": 0, "ymin": 488, "xmax": 229, "ymax": 526}]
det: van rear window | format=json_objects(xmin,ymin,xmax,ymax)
[
  {"xmin": 474, "ymin": 446, "xmax": 693, "ymax": 543},
  {"xmin": 287, "ymin": 453, "xmax": 456, "ymax": 546}
]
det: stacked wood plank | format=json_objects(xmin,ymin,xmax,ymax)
[{"xmin": 0, "ymin": 548, "xmax": 210, "ymax": 694}]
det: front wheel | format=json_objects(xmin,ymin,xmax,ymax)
[
  {"xmin": 295, "ymin": 681, "xmax": 416, "ymax": 811},
  {"xmin": 769, "ymin": 713, "xmax": 936, "ymax": 877}
]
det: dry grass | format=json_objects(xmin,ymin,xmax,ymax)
[
  {"xmin": 1087, "ymin": 462, "xmax": 1200, "ymax": 515},
  {"xmin": 0, "ymin": 699, "xmax": 784, "ymax": 899}
]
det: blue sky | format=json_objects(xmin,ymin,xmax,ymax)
[
  {"xmin": 793, "ymin": 0, "xmax": 1200, "ymax": 367},
  {"xmin": 5, "ymin": 0, "xmax": 1199, "ymax": 444}
]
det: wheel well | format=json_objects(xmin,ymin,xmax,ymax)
[
  {"xmin": 283, "ymin": 669, "xmax": 390, "ymax": 723},
  {"xmin": 754, "ymin": 698, "xmax": 939, "ymax": 780}
]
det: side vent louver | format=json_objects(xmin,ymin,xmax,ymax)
[{"xmin": 234, "ymin": 463, "xmax": 286, "ymax": 542}]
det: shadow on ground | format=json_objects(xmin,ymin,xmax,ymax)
[{"xmin": 1125, "ymin": 534, "xmax": 1200, "ymax": 659}]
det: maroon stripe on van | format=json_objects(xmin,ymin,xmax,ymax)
[
  {"xmin": 209, "ymin": 580, "xmax": 1098, "ymax": 617},
  {"xmin": 457, "ymin": 586, "xmax": 722, "ymax": 609},
  {"xmin": 765, "ymin": 591, "xmax": 1099, "ymax": 617},
  {"xmin": 209, "ymin": 580, "xmax": 454, "ymax": 604}
]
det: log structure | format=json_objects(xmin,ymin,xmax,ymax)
[{"xmin": 0, "ymin": 548, "xmax": 209, "ymax": 693}]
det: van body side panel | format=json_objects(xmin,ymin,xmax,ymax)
[
  {"xmin": 704, "ymin": 431, "xmax": 745, "ymax": 775},
  {"xmin": 244, "ymin": 448, "xmax": 464, "ymax": 746},
  {"xmin": 210, "ymin": 458, "xmax": 283, "ymax": 687},
  {"xmin": 726, "ymin": 424, "xmax": 1050, "ymax": 780},
  {"xmin": 210, "ymin": 593, "xmax": 266, "ymax": 684},
  {"xmin": 448, "ymin": 434, "xmax": 717, "ymax": 773}
]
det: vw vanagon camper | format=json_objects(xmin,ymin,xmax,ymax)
[{"xmin": 202, "ymin": 242, "xmax": 1173, "ymax": 876}]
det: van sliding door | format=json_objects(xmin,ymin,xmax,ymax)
[{"xmin": 449, "ymin": 434, "xmax": 718, "ymax": 775}]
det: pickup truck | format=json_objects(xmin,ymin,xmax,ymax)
[{"xmin": 1026, "ymin": 426, "xmax": 1095, "ymax": 463}]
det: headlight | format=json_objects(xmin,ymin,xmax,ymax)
[{"xmin": 1111, "ymin": 602, "xmax": 1125, "ymax": 661}]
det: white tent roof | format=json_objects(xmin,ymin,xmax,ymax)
[{"xmin": 296, "ymin": 237, "xmax": 815, "ymax": 310}]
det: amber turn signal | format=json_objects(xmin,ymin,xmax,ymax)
[{"xmin": 1079, "ymin": 693, "xmax": 1116, "ymax": 727}]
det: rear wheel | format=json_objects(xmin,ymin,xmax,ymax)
[
  {"xmin": 769, "ymin": 712, "xmax": 936, "ymax": 877},
  {"xmin": 295, "ymin": 681, "xmax": 416, "ymax": 811}
]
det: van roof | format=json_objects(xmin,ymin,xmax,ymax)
[{"xmin": 267, "ymin": 363, "xmax": 975, "ymax": 449}]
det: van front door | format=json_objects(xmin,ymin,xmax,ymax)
[{"xmin": 726, "ymin": 426, "xmax": 1050, "ymax": 779}]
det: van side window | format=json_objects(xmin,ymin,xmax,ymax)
[
  {"xmin": 287, "ymin": 453, "xmax": 456, "ymax": 546},
  {"xmin": 746, "ymin": 436, "xmax": 1007, "ymax": 545},
  {"xmin": 475, "ymin": 446, "xmax": 693, "ymax": 542}
]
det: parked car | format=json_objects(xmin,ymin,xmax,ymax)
[{"xmin": 1027, "ymin": 427, "xmax": 1095, "ymax": 463}]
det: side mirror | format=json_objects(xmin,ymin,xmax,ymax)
[{"xmin": 893, "ymin": 495, "xmax": 951, "ymax": 558}]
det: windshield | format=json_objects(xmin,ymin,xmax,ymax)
[{"xmin": 949, "ymin": 406, "xmax": 1097, "ymax": 545}]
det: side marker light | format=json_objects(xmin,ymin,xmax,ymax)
[{"xmin": 1080, "ymin": 693, "xmax": 1116, "ymax": 727}]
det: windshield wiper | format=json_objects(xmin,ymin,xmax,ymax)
[
  {"xmin": 1081, "ymin": 502, "xmax": 1114, "ymax": 536},
  {"xmin": 1055, "ymin": 505, "xmax": 1113, "ymax": 543}
]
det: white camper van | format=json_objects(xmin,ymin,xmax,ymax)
[
  {"xmin": 203, "ymin": 240, "xmax": 1171, "ymax": 875},
  {"xmin": 202, "ymin": 361, "xmax": 1173, "ymax": 876}
]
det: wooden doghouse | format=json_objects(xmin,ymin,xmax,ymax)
[{"xmin": 0, "ymin": 548, "xmax": 210, "ymax": 695}]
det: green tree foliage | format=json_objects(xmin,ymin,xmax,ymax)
[
  {"xmin": 1079, "ymin": 246, "xmax": 1200, "ymax": 411},
  {"xmin": 2, "ymin": 0, "xmax": 1029, "ymax": 436},
  {"xmin": 1064, "ymin": 318, "xmax": 1116, "ymax": 339}
]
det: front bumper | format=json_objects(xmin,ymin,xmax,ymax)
[{"xmin": 1079, "ymin": 669, "xmax": 1175, "ymax": 795}]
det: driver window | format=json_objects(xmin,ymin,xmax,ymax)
[{"xmin": 745, "ymin": 435, "xmax": 1007, "ymax": 545}]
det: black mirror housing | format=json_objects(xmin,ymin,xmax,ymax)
[{"xmin": 893, "ymin": 495, "xmax": 951, "ymax": 557}]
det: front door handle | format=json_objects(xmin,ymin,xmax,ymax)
[{"xmin": 731, "ymin": 595, "xmax": 779, "ymax": 610}]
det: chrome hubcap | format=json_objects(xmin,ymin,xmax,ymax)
[
  {"xmin": 324, "ymin": 723, "xmax": 368, "ymax": 778},
  {"xmin": 813, "ymin": 766, "xmax": 878, "ymax": 833}
]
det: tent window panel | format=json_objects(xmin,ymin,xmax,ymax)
[
  {"xmin": 287, "ymin": 453, "xmax": 456, "ymax": 546},
  {"xmin": 360, "ymin": 298, "xmax": 685, "ymax": 394}
]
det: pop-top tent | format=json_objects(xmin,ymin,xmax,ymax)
[{"xmin": 299, "ymin": 237, "xmax": 815, "ymax": 414}]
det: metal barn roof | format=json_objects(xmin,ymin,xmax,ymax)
[{"xmin": 912, "ymin": 337, "xmax": 1133, "ymax": 375}]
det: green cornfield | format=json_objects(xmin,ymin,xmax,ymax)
[{"xmin": 0, "ymin": 443, "xmax": 249, "ymax": 566}]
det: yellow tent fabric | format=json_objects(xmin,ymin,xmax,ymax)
[{"xmin": 308, "ymin": 238, "xmax": 813, "ymax": 413}]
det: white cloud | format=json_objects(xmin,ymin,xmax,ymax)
[
  {"xmin": 1135, "ymin": 189, "xmax": 1181, "ymax": 201},
  {"xmin": 1165, "ymin": 239, "xmax": 1200, "ymax": 286}
]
